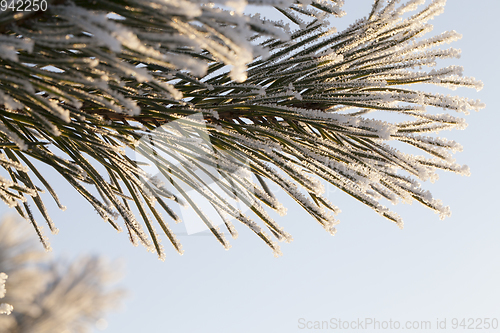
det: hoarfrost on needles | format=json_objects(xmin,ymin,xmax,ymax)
[{"xmin": 0, "ymin": 0, "xmax": 484, "ymax": 255}]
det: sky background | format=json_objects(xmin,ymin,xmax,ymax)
[{"xmin": 1, "ymin": 0, "xmax": 499, "ymax": 332}]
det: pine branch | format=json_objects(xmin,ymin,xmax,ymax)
[{"xmin": 0, "ymin": 0, "xmax": 483, "ymax": 258}]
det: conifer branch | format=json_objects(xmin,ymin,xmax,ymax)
[{"xmin": 0, "ymin": 0, "xmax": 483, "ymax": 257}]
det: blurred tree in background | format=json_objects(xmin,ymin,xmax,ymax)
[{"xmin": 0, "ymin": 217, "xmax": 124, "ymax": 333}]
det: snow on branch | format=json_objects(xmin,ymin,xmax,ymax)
[{"xmin": 0, "ymin": 0, "xmax": 484, "ymax": 256}]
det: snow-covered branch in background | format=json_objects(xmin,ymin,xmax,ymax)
[
  {"xmin": 0, "ymin": 218, "xmax": 124, "ymax": 332},
  {"xmin": 0, "ymin": 273, "xmax": 13, "ymax": 315}
]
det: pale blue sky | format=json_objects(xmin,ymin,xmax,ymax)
[{"xmin": 1, "ymin": 0, "xmax": 499, "ymax": 332}]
